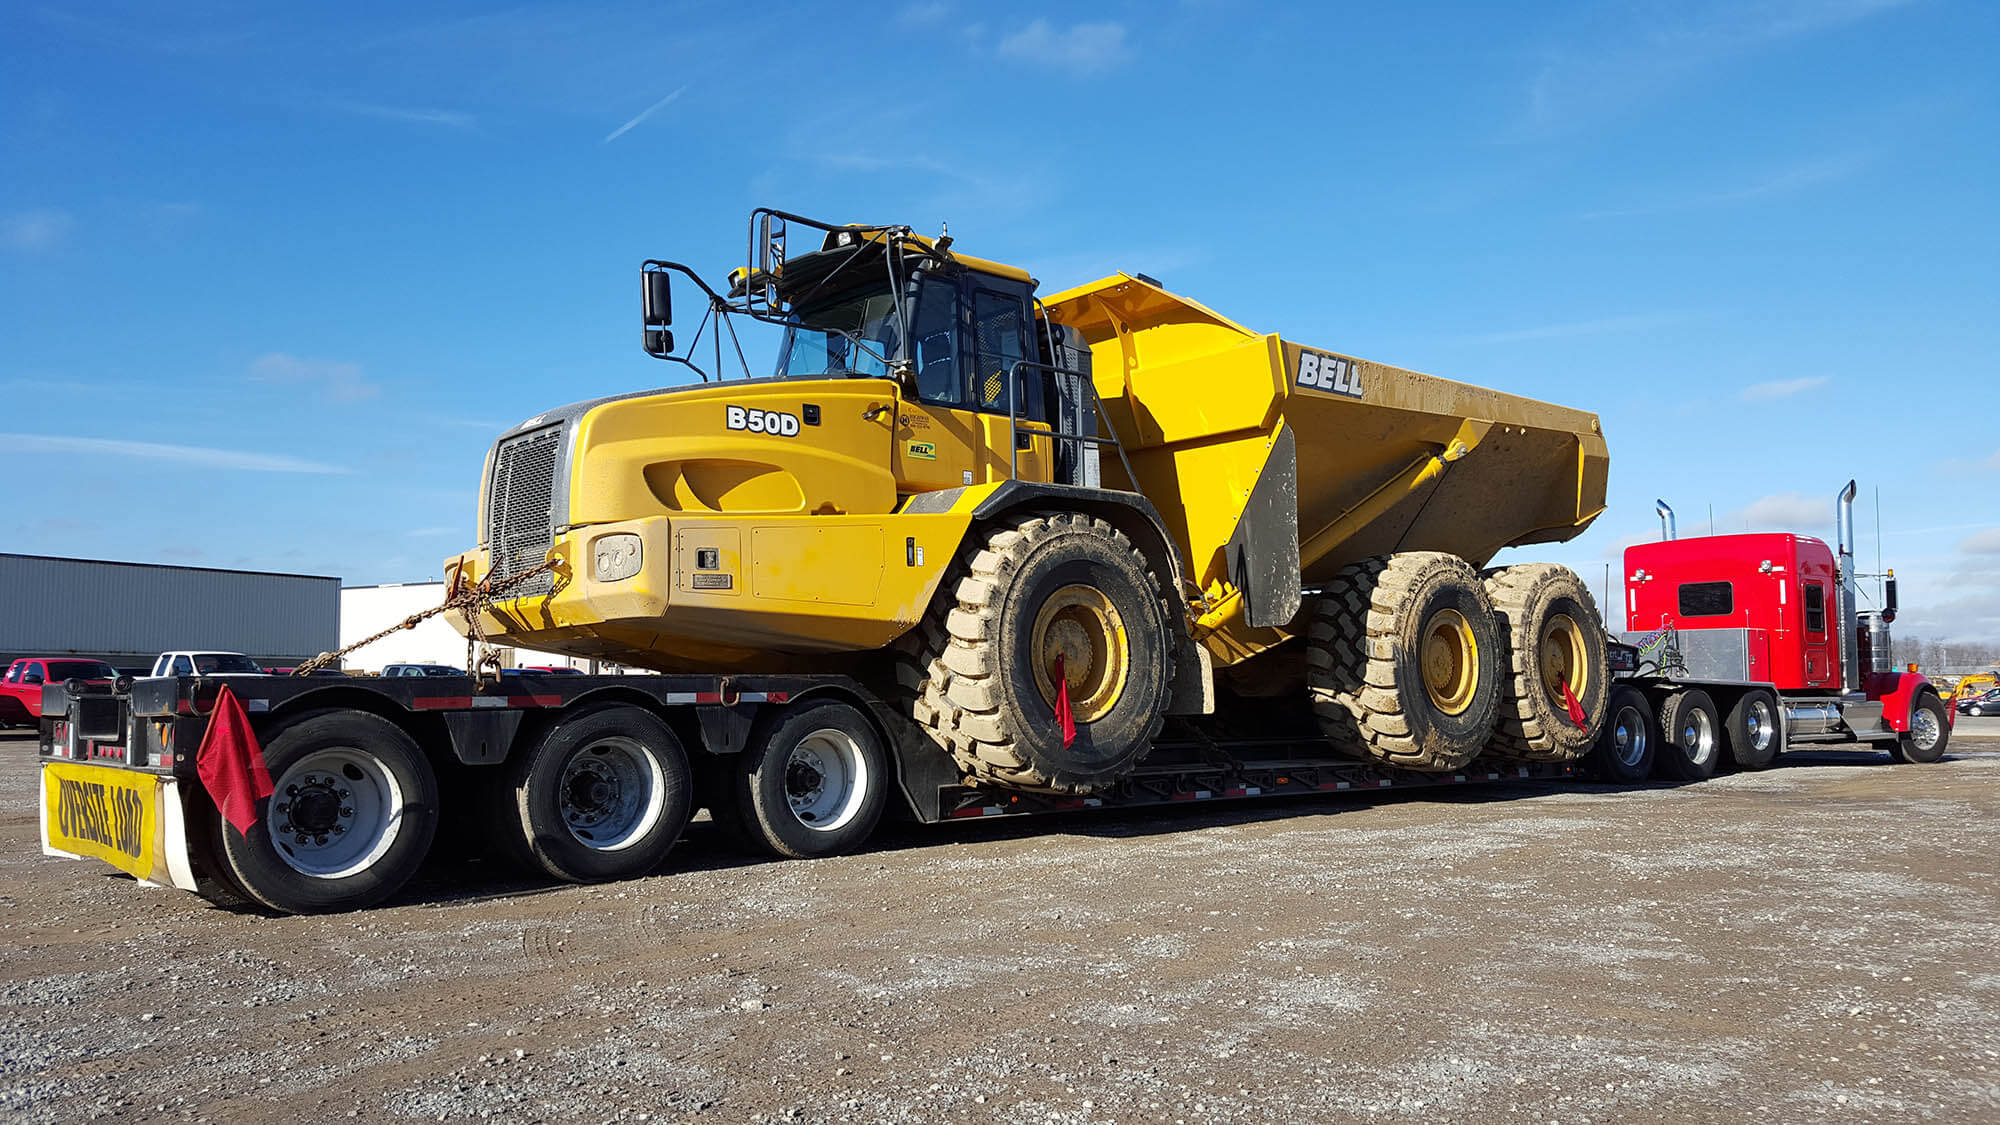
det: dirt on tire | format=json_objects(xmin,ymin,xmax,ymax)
[{"xmin": 1482, "ymin": 563, "xmax": 1608, "ymax": 762}]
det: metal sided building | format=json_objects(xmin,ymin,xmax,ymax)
[
  {"xmin": 341, "ymin": 582, "xmax": 591, "ymax": 673},
  {"xmin": 0, "ymin": 553, "xmax": 340, "ymax": 670}
]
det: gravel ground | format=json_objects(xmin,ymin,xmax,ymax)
[{"xmin": 3, "ymin": 722, "xmax": 1999, "ymax": 1124}]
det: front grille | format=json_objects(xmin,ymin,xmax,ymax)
[{"xmin": 487, "ymin": 425, "xmax": 563, "ymax": 598}]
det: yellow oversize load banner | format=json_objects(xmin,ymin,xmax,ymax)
[{"xmin": 41, "ymin": 761, "xmax": 167, "ymax": 883}]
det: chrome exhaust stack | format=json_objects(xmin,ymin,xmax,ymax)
[
  {"xmin": 1835, "ymin": 480, "xmax": 1859, "ymax": 693},
  {"xmin": 1656, "ymin": 500, "xmax": 1676, "ymax": 541}
]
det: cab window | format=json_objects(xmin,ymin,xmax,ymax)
[
  {"xmin": 910, "ymin": 278, "xmax": 963, "ymax": 408},
  {"xmin": 3, "ymin": 663, "xmax": 18, "ymax": 683},
  {"xmin": 1804, "ymin": 583, "xmax": 1826, "ymax": 633},
  {"xmin": 971, "ymin": 287, "xmax": 1040, "ymax": 419},
  {"xmin": 1676, "ymin": 581, "xmax": 1733, "ymax": 617},
  {"xmin": 171, "ymin": 655, "xmax": 193, "ymax": 676}
]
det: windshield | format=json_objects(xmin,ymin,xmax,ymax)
[
  {"xmin": 194, "ymin": 653, "xmax": 264, "ymax": 675},
  {"xmin": 775, "ymin": 287, "xmax": 900, "ymax": 379},
  {"xmin": 46, "ymin": 661, "xmax": 116, "ymax": 681}
]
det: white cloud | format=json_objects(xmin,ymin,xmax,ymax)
[
  {"xmin": 1740, "ymin": 375, "xmax": 1831, "ymax": 401},
  {"xmin": 1961, "ymin": 528, "xmax": 2000, "ymax": 555},
  {"xmin": 603, "ymin": 86, "xmax": 686, "ymax": 143},
  {"xmin": 0, "ymin": 433, "xmax": 350, "ymax": 474},
  {"xmin": 328, "ymin": 101, "xmax": 475, "ymax": 128},
  {"xmin": 249, "ymin": 353, "xmax": 378, "ymax": 403},
  {"xmin": 898, "ymin": 1, "xmax": 953, "ymax": 24},
  {"xmin": 1583, "ymin": 150, "xmax": 1874, "ymax": 219},
  {"xmin": 1735, "ymin": 492, "xmax": 1833, "ymax": 531},
  {"xmin": 2, "ymin": 208, "xmax": 74, "ymax": 251},
  {"xmin": 996, "ymin": 19, "xmax": 1131, "ymax": 76}
]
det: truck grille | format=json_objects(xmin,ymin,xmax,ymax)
[{"xmin": 487, "ymin": 425, "xmax": 563, "ymax": 598}]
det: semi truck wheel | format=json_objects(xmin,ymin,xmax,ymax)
[
  {"xmin": 907, "ymin": 511, "xmax": 1173, "ymax": 793},
  {"xmin": 1655, "ymin": 689, "xmax": 1722, "ymax": 781},
  {"xmin": 1724, "ymin": 689, "xmax": 1782, "ymax": 770},
  {"xmin": 497, "ymin": 705, "xmax": 693, "ymax": 883},
  {"xmin": 1586, "ymin": 684, "xmax": 1656, "ymax": 782},
  {"xmin": 1894, "ymin": 695, "xmax": 1950, "ymax": 764},
  {"xmin": 217, "ymin": 710, "xmax": 439, "ymax": 914},
  {"xmin": 1481, "ymin": 564, "xmax": 1608, "ymax": 762},
  {"xmin": 721, "ymin": 699, "xmax": 889, "ymax": 859},
  {"xmin": 1306, "ymin": 552, "xmax": 1502, "ymax": 772}
]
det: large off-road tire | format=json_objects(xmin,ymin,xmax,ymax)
[
  {"xmin": 1482, "ymin": 564, "xmax": 1608, "ymax": 761},
  {"xmin": 1655, "ymin": 689, "xmax": 1723, "ymax": 782},
  {"xmin": 722, "ymin": 699, "xmax": 890, "ymax": 859},
  {"xmin": 1895, "ymin": 694, "xmax": 1950, "ymax": 764},
  {"xmin": 899, "ymin": 511, "xmax": 1174, "ymax": 794},
  {"xmin": 1587, "ymin": 684, "xmax": 1657, "ymax": 782},
  {"xmin": 1305, "ymin": 552, "xmax": 1503, "ymax": 772},
  {"xmin": 496, "ymin": 704, "xmax": 693, "ymax": 883},
  {"xmin": 1724, "ymin": 689, "xmax": 1783, "ymax": 770},
  {"xmin": 216, "ymin": 710, "xmax": 439, "ymax": 914}
]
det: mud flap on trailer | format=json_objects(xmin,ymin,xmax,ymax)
[
  {"xmin": 39, "ymin": 762, "xmax": 200, "ymax": 892},
  {"xmin": 1225, "ymin": 425, "xmax": 1302, "ymax": 629}
]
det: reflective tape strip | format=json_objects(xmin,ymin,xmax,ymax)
[
  {"xmin": 949, "ymin": 805, "xmax": 1007, "ymax": 819},
  {"xmin": 412, "ymin": 697, "xmax": 474, "ymax": 710},
  {"xmin": 507, "ymin": 695, "xmax": 562, "ymax": 708},
  {"xmin": 246, "ymin": 699, "xmax": 270, "ymax": 713}
]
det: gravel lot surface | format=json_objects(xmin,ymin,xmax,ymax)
[{"xmin": 3, "ymin": 722, "xmax": 1999, "ymax": 1124}]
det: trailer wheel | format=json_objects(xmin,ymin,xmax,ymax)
[
  {"xmin": 1586, "ymin": 685, "xmax": 1657, "ymax": 782},
  {"xmin": 907, "ymin": 511, "xmax": 1173, "ymax": 793},
  {"xmin": 723, "ymin": 699, "xmax": 889, "ymax": 859},
  {"xmin": 216, "ymin": 710, "xmax": 439, "ymax": 914},
  {"xmin": 1306, "ymin": 552, "xmax": 1503, "ymax": 772},
  {"xmin": 1724, "ymin": 690, "xmax": 1782, "ymax": 770},
  {"xmin": 1482, "ymin": 564, "xmax": 1609, "ymax": 762},
  {"xmin": 1895, "ymin": 695, "xmax": 1950, "ymax": 764},
  {"xmin": 1655, "ymin": 689, "xmax": 1722, "ymax": 781},
  {"xmin": 500, "ymin": 705, "xmax": 693, "ymax": 883}
]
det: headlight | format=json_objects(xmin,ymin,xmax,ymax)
[{"xmin": 593, "ymin": 533, "xmax": 643, "ymax": 582}]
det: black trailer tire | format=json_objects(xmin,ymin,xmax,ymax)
[
  {"xmin": 1306, "ymin": 552, "xmax": 1503, "ymax": 772},
  {"xmin": 216, "ymin": 710, "xmax": 439, "ymax": 914},
  {"xmin": 725, "ymin": 699, "xmax": 890, "ymax": 859},
  {"xmin": 501, "ymin": 705, "xmax": 693, "ymax": 883},
  {"xmin": 1655, "ymin": 689, "xmax": 1723, "ymax": 782},
  {"xmin": 1481, "ymin": 564, "xmax": 1610, "ymax": 762},
  {"xmin": 907, "ymin": 511, "xmax": 1174, "ymax": 794},
  {"xmin": 1897, "ymin": 694, "xmax": 1950, "ymax": 764},
  {"xmin": 1587, "ymin": 685, "xmax": 1657, "ymax": 782},
  {"xmin": 1724, "ymin": 689, "xmax": 1783, "ymax": 770}
]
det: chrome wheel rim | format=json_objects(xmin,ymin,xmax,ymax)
[
  {"xmin": 1679, "ymin": 706, "xmax": 1716, "ymax": 765},
  {"xmin": 1745, "ymin": 698, "xmax": 1776, "ymax": 753},
  {"xmin": 268, "ymin": 748, "xmax": 402, "ymax": 878},
  {"xmin": 559, "ymin": 736, "xmax": 666, "ymax": 851},
  {"xmin": 786, "ymin": 728, "xmax": 867, "ymax": 832},
  {"xmin": 1611, "ymin": 703, "xmax": 1648, "ymax": 769},
  {"xmin": 1912, "ymin": 708, "xmax": 1942, "ymax": 753}
]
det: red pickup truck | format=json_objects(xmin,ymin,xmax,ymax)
[{"xmin": 0, "ymin": 658, "xmax": 117, "ymax": 728}]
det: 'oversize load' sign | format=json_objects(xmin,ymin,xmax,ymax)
[{"xmin": 42, "ymin": 761, "xmax": 162, "ymax": 882}]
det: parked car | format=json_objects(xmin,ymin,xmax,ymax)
[
  {"xmin": 148, "ymin": 651, "xmax": 268, "ymax": 677},
  {"xmin": 1, "ymin": 657, "xmax": 118, "ymax": 727},
  {"xmin": 518, "ymin": 665, "xmax": 586, "ymax": 675},
  {"xmin": 1959, "ymin": 688, "xmax": 2000, "ymax": 717},
  {"xmin": 264, "ymin": 666, "xmax": 348, "ymax": 676},
  {"xmin": 382, "ymin": 663, "xmax": 464, "ymax": 677}
]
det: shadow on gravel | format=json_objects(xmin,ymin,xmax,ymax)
[{"xmin": 360, "ymin": 746, "xmax": 1949, "ymax": 913}]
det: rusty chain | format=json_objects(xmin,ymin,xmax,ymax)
[{"xmin": 291, "ymin": 558, "xmax": 567, "ymax": 682}]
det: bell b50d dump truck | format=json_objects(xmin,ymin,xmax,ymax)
[{"xmin": 40, "ymin": 208, "xmax": 1624, "ymax": 914}]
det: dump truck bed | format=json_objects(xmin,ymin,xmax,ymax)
[{"xmin": 1043, "ymin": 274, "xmax": 1609, "ymax": 664}]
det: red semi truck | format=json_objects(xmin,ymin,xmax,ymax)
[{"xmin": 1593, "ymin": 481, "xmax": 1951, "ymax": 781}]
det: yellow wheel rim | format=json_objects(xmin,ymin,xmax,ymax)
[
  {"xmin": 1030, "ymin": 584, "xmax": 1130, "ymax": 724},
  {"xmin": 1421, "ymin": 608, "xmax": 1478, "ymax": 716},
  {"xmin": 1539, "ymin": 612, "xmax": 1588, "ymax": 712}
]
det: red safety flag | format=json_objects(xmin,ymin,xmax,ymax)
[
  {"xmin": 195, "ymin": 685, "xmax": 275, "ymax": 836},
  {"xmin": 1561, "ymin": 680, "xmax": 1588, "ymax": 727},
  {"xmin": 1052, "ymin": 655, "xmax": 1076, "ymax": 750}
]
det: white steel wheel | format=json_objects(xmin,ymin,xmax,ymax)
[
  {"xmin": 558, "ymin": 736, "xmax": 668, "ymax": 851},
  {"xmin": 733, "ymin": 699, "xmax": 890, "ymax": 860},
  {"xmin": 269, "ymin": 747, "xmax": 406, "ymax": 878},
  {"xmin": 785, "ymin": 728, "xmax": 870, "ymax": 833}
]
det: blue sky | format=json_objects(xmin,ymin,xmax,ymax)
[{"xmin": 3, "ymin": 1, "xmax": 1996, "ymax": 643}]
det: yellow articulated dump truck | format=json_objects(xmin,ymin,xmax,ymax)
[{"xmin": 35, "ymin": 208, "xmax": 1609, "ymax": 914}]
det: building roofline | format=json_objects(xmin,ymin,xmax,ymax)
[{"xmin": 0, "ymin": 552, "xmax": 341, "ymax": 583}]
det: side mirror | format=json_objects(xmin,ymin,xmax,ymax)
[
  {"xmin": 643, "ymin": 327, "xmax": 674, "ymax": 357},
  {"xmin": 642, "ymin": 269, "xmax": 673, "ymax": 326},
  {"xmin": 23, "ymin": 673, "xmax": 43, "ymax": 685}
]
